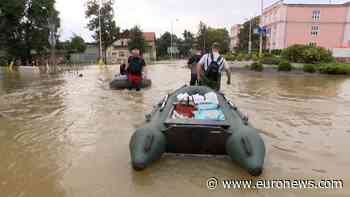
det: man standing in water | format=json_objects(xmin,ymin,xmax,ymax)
[
  {"xmin": 127, "ymin": 47, "xmax": 146, "ymax": 91},
  {"xmin": 187, "ymin": 44, "xmax": 202, "ymax": 86},
  {"xmin": 196, "ymin": 42, "xmax": 231, "ymax": 91}
]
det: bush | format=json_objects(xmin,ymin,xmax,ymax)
[
  {"xmin": 244, "ymin": 54, "xmax": 251, "ymax": 61},
  {"xmin": 250, "ymin": 62, "xmax": 264, "ymax": 72},
  {"xmin": 278, "ymin": 60, "xmax": 292, "ymax": 71},
  {"xmin": 252, "ymin": 53, "xmax": 259, "ymax": 61},
  {"xmin": 303, "ymin": 64, "xmax": 317, "ymax": 73},
  {"xmin": 318, "ymin": 63, "xmax": 350, "ymax": 75},
  {"xmin": 236, "ymin": 53, "xmax": 245, "ymax": 61},
  {"xmin": 260, "ymin": 56, "xmax": 281, "ymax": 65},
  {"xmin": 281, "ymin": 44, "xmax": 334, "ymax": 64},
  {"xmin": 271, "ymin": 49, "xmax": 282, "ymax": 56},
  {"xmin": 0, "ymin": 57, "xmax": 7, "ymax": 67},
  {"xmin": 224, "ymin": 53, "xmax": 236, "ymax": 61}
]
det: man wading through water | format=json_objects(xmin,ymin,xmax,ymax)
[
  {"xmin": 187, "ymin": 44, "xmax": 202, "ymax": 86},
  {"xmin": 196, "ymin": 42, "xmax": 231, "ymax": 91},
  {"xmin": 127, "ymin": 47, "xmax": 146, "ymax": 91}
]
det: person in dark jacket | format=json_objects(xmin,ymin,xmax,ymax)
[
  {"xmin": 187, "ymin": 44, "xmax": 202, "ymax": 86},
  {"xmin": 126, "ymin": 47, "xmax": 146, "ymax": 91}
]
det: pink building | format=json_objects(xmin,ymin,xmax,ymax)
[
  {"xmin": 230, "ymin": 24, "xmax": 241, "ymax": 51},
  {"xmin": 261, "ymin": 0, "xmax": 350, "ymax": 50}
]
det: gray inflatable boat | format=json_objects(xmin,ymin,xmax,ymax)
[
  {"xmin": 129, "ymin": 85, "xmax": 266, "ymax": 176},
  {"xmin": 109, "ymin": 75, "xmax": 152, "ymax": 90}
]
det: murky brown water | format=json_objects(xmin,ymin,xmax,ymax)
[{"xmin": 1, "ymin": 61, "xmax": 349, "ymax": 197}]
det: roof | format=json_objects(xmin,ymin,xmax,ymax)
[
  {"xmin": 118, "ymin": 32, "xmax": 156, "ymax": 42},
  {"xmin": 264, "ymin": 0, "xmax": 350, "ymax": 13},
  {"xmin": 143, "ymin": 32, "xmax": 156, "ymax": 42}
]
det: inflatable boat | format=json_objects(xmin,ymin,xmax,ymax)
[
  {"xmin": 129, "ymin": 85, "xmax": 265, "ymax": 176},
  {"xmin": 109, "ymin": 75, "xmax": 152, "ymax": 90}
]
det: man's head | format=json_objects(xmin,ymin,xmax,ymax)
[
  {"xmin": 131, "ymin": 47, "xmax": 140, "ymax": 56},
  {"xmin": 211, "ymin": 42, "xmax": 220, "ymax": 53},
  {"xmin": 193, "ymin": 44, "xmax": 202, "ymax": 54}
]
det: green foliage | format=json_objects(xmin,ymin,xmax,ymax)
[
  {"xmin": 127, "ymin": 26, "xmax": 147, "ymax": 53},
  {"xmin": 224, "ymin": 53, "xmax": 236, "ymax": 61},
  {"xmin": 86, "ymin": 0, "xmax": 120, "ymax": 61},
  {"xmin": 236, "ymin": 53, "xmax": 245, "ymax": 61},
  {"xmin": 196, "ymin": 22, "xmax": 230, "ymax": 54},
  {"xmin": 0, "ymin": 0, "xmax": 60, "ymax": 63},
  {"xmin": 318, "ymin": 63, "xmax": 350, "ymax": 75},
  {"xmin": 252, "ymin": 53, "xmax": 259, "ymax": 61},
  {"xmin": 260, "ymin": 56, "xmax": 281, "ymax": 65},
  {"xmin": 303, "ymin": 64, "xmax": 317, "ymax": 73},
  {"xmin": 250, "ymin": 62, "xmax": 264, "ymax": 72},
  {"xmin": 278, "ymin": 60, "xmax": 292, "ymax": 71},
  {"xmin": 179, "ymin": 30, "xmax": 195, "ymax": 57},
  {"xmin": 237, "ymin": 17, "xmax": 267, "ymax": 52},
  {"xmin": 281, "ymin": 44, "xmax": 334, "ymax": 64},
  {"xmin": 156, "ymin": 32, "xmax": 176, "ymax": 58},
  {"xmin": 70, "ymin": 35, "xmax": 87, "ymax": 53},
  {"xmin": 271, "ymin": 49, "xmax": 282, "ymax": 56},
  {"xmin": 244, "ymin": 55, "xmax": 251, "ymax": 61}
]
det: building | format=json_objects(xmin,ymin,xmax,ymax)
[
  {"xmin": 261, "ymin": 0, "xmax": 350, "ymax": 50},
  {"xmin": 106, "ymin": 32, "xmax": 157, "ymax": 64},
  {"xmin": 70, "ymin": 43, "xmax": 99, "ymax": 64},
  {"xmin": 230, "ymin": 24, "xmax": 241, "ymax": 51}
]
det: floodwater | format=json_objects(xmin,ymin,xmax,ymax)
[{"xmin": 0, "ymin": 60, "xmax": 349, "ymax": 197}]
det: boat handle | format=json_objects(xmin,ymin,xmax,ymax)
[
  {"xmin": 144, "ymin": 134, "xmax": 154, "ymax": 153},
  {"xmin": 241, "ymin": 136, "xmax": 253, "ymax": 157}
]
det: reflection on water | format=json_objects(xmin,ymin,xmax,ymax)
[{"xmin": 1, "ymin": 62, "xmax": 350, "ymax": 197}]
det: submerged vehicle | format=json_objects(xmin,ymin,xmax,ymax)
[
  {"xmin": 109, "ymin": 75, "xmax": 152, "ymax": 90},
  {"xmin": 129, "ymin": 85, "xmax": 265, "ymax": 176}
]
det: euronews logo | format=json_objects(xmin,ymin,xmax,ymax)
[{"xmin": 207, "ymin": 178, "xmax": 344, "ymax": 190}]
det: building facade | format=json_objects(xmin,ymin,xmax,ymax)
[
  {"xmin": 70, "ymin": 43, "xmax": 99, "ymax": 64},
  {"xmin": 106, "ymin": 32, "xmax": 157, "ymax": 65},
  {"xmin": 261, "ymin": 0, "xmax": 350, "ymax": 50},
  {"xmin": 230, "ymin": 24, "xmax": 241, "ymax": 51}
]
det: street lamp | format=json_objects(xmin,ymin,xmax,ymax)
[
  {"xmin": 259, "ymin": 0, "xmax": 264, "ymax": 57},
  {"xmin": 245, "ymin": 17, "xmax": 253, "ymax": 55},
  {"xmin": 170, "ymin": 19, "xmax": 179, "ymax": 60},
  {"xmin": 98, "ymin": 0, "xmax": 103, "ymax": 64}
]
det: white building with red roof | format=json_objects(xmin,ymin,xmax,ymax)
[{"xmin": 106, "ymin": 32, "xmax": 157, "ymax": 64}]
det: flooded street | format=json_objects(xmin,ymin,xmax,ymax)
[{"xmin": 1, "ymin": 60, "xmax": 350, "ymax": 197}]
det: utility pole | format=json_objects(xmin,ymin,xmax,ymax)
[
  {"xmin": 99, "ymin": 0, "xmax": 103, "ymax": 64},
  {"xmin": 259, "ymin": 0, "xmax": 264, "ymax": 57},
  {"xmin": 170, "ymin": 21, "xmax": 173, "ymax": 59},
  {"xmin": 249, "ymin": 17, "xmax": 252, "ymax": 55}
]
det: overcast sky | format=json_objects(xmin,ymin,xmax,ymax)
[{"xmin": 56, "ymin": 0, "xmax": 347, "ymax": 42}]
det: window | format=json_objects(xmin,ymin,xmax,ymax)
[
  {"xmin": 311, "ymin": 25, "xmax": 320, "ymax": 36},
  {"xmin": 112, "ymin": 52, "xmax": 117, "ymax": 56},
  {"xmin": 119, "ymin": 51, "xmax": 125, "ymax": 57},
  {"xmin": 309, "ymin": 42, "xmax": 317, "ymax": 47},
  {"xmin": 312, "ymin": 10, "xmax": 320, "ymax": 21}
]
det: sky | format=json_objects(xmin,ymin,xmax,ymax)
[{"xmin": 56, "ymin": 0, "xmax": 348, "ymax": 42}]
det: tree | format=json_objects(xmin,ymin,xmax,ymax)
[
  {"xmin": 178, "ymin": 30, "xmax": 194, "ymax": 57},
  {"xmin": 86, "ymin": 0, "xmax": 120, "ymax": 63},
  {"xmin": 0, "ymin": 0, "xmax": 60, "ymax": 65},
  {"xmin": 196, "ymin": 22, "xmax": 230, "ymax": 54},
  {"xmin": 127, "ymin": 26, "xmax": 147, "ymax": 53},
  {"xmin": 206, "ymin": 28, "xmax": 230, "ymax": 54},
  {"xmin": 156, "ymin": 32, "xmax": 178, "ymax": 58},
  {"xmin": 197, "ymin": 21, "xmax": 209, "ymax": 53},
  {"xmin": 70, "ymin": 35, "xmax": 87, "ymax": 53},
  {"xmin": 237, "ymin": 16, "xmax": 266, "ymax": 52}
]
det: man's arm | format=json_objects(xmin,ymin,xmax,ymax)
[
  {"xmin": 223, "ymin": 59, "xmax": 231, "ymax": 85},
  {"xmin": 196, "ymin": 55, "xmax": 206, "ymax": 81}
]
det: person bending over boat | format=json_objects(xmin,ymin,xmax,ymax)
[
  {"xmin": 196, "ymin": 42, "xmax": 231, "ymax": 91},
  {"xmin": 126, "ymin": 47, "xmax": 146, "ymax": 91},
  {"xmin": 187, "ymin": 44, "xmax": 202, "ymax": 86}
]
